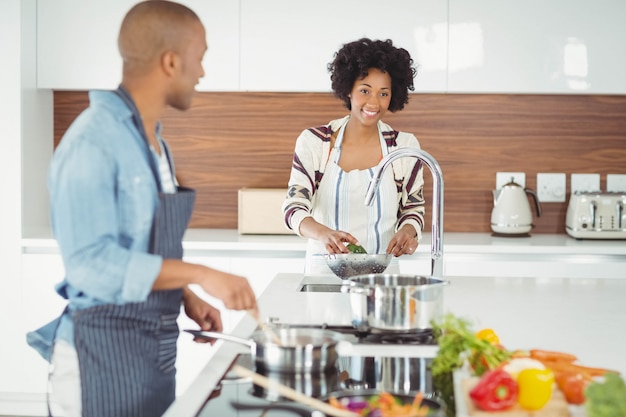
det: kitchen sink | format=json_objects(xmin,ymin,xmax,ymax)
[{"xmin": 298, "ymin": 283, "xmax": 344, "ymax": 293}]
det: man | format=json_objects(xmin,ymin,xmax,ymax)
[{"xmin": 26, "ymin": 2, "xmax": 257, "ymax": 416}]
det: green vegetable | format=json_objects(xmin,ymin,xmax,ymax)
[
  {"xmin": 346, "ymin": 243, "xmax": 367, "ymax": 254},
  {"xmin": 585, "ymin": 373, "xmax": 626, "ymax": 417},
  {"xmin": 431, "ymin": 314, "xmax": 512, "ymax": 377}
]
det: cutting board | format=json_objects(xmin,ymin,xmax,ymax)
[{"xmin": 461, "ymin": 377, "xmax": 571, "ymax": 417}]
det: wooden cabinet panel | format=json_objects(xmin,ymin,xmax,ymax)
[{"xmin": 53, "ymin": 91, "xmax": 626, "ymax": 234}]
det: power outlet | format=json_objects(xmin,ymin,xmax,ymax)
[
  {"xmin": 496, "ymin": 172, "xmax": 526, "ymax": 189},
  {"xmin": 607, "ymin": 174, "xmax": 626, "ymax": 192},
  {"xmin": 571, "ymin": 173, "xmax": 600, "ymax": 193},
  {"xmin": 537, "ymin": 173, "xmax": 566, "ymax": 202}
]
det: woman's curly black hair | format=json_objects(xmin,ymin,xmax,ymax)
[{"xmin": 328, "ymin": 38, "xmax": 417, "ymax": 113}]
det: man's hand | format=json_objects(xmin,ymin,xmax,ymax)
[{"xmin": 183, "ymin": 288, "xmax": 223, "ymax": 344}]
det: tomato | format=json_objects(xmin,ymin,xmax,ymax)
[
  {"xmin": 555, "ymin": 371, "xmax": 587, "ymax": 405},
  {"xmin": 517, "ymin": 368, "xmax": 555, "ymax": 410}
]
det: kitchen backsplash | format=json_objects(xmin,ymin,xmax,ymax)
[{"xmin": 53, "ymin": 92, "xmax": 626, "ymax": 234}]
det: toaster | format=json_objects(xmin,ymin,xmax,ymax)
[{"xmin": 566, "ymin": 191, "xmax": 626, "ymax": 239}]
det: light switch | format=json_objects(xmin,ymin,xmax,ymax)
[
  {"xmin": 607, "ymin": 174, "xmax": 626, "ymax": 192},
  {"xmin": 537, "ymin": 173, "xmax": 566, "ymax": 202},
  {"xmin": 570, "ymin": 173, "xmax": 600, "ymax": 193},
  {"xmin": 496, "ymin": 172, "xmax": 525, "ymax": 189}
]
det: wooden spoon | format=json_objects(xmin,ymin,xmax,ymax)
[
  {"xmin": 247, "ymin": 310, "xmax": 283, "ymax": 346},
  {"xmin": 231, "ymin": 364, "xmax": 359, "ymax": 417}
]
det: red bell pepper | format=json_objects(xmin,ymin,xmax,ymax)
[{"xmin": 469, "ymin": 368, "xmax": 519, "ymax": 411}]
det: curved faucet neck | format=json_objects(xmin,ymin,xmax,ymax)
[{"xmin": 364, "ymin": 148, "xmax": 445, "ymax": 277}]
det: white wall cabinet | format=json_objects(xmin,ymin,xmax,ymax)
[
  {"xmin": 238, "ymin": 0, "xmax": 447, "ymax": 92},
  {"xmin": 36, "ymin": 0, "xmax": 239, "ymax": 91},
  {"xmin": 36, "ymin": 0, "xmax": 626, "ymax": 94},
  {"xmin": 447, "ymin": 0, "xmax": 626, "ymax": 94}
]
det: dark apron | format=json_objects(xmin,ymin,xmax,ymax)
[{"xmin": 72, "ymin": 87, "xmax": 196, "ymax": 417}]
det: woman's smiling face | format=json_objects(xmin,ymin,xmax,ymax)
[{"xmin": 348, "ymin": 68, "xmax": 392, "ymax": 127}]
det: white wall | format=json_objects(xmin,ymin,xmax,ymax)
[
  {"xmin": 0, "ymin": 0, "xmax": 26, "ymax": 396},
  {"xmin": 0, "ymin": 1, "xmax": 54, "ymax": 413}
]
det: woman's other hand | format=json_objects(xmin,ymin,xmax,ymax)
[{"xmin": 387, "ymin": 224, "xmax": 418, "ymax": 257}]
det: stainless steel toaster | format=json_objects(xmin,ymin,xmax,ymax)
[{"xmin": 566, "ymin": 191, "xmax": 626, "ymax": 239}]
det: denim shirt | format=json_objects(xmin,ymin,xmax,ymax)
[{"xmin": 27, "ymin": 90, "xmax": 165, "ymax": 360}]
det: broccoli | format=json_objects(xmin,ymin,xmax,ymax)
[{"xmin": 585, "ymin": 373, "xmax": 626, "ymax": 417}]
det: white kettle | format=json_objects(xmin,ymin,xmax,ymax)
[{"xmin": 491, "ymin": 178, "xmax": 542, "ymax": 235}]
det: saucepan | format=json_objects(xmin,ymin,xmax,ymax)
[
  {"xmin": 341, "ymin": 274, "xmax": 449, "ymax": 331},
  {"xmin": 185, "ymin": 327, "xmax": 345, "ymax": 374}
]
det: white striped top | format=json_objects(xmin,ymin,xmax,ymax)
[{"xmin": 151, "ymin": 136, "xmax": 177, "ymax": 194}]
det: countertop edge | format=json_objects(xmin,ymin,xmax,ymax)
[{"xmin": 21, "ymin": 229, "xmax": 626, "ymax": 256}]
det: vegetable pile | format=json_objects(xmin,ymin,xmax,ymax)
[
  {"xmin": 431, "ymin": 313, "xmax": 624, "ymax": 414},
  {"xmin": 328, "ymin": 392, "xmax": 431, "ymax": 417}
]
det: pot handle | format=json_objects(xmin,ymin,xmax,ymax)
[
  {"xmin": 340, "ymin": 283, "xmax": 372, "ymax": 296},
  {"xmin": 184, "ymin": 329, "xmax": 255, "ymax": 348},
  {"xmin": 230, "ymin": 401, "xmax": 314, "ymax": 417}
]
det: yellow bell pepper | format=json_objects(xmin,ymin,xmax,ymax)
[
  {"xmin": 516, "ymin": 368, "xmax": 555, "ymax": 410},
  {"xmin": 476, "ymin": 328, "xmax": 500, "ymax": 345}
]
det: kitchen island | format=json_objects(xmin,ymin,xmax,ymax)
[
  {"xmin": 10, "ymin": 231, "xmax": 625, "ymax": 416},
  {"xmin": 163, "ymin": 272, "xmax": 626, "ymax": 417}
]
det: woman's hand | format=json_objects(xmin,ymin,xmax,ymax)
[
  {"xmin": 386, "ymin": 225, "xmax": 419, "ymax": 257},
  {"xmin": 299, "ymin": 217, "xmax": 359, "ymax": 254}
]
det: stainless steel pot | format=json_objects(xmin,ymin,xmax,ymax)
[
  {"xmin": 185, "ymin": 328, "xmax": 345, "ymax": 374},
  {"xmin": 342, "ymin": 274, "xmax": 449, "ymax": 331},
  {"xmin": 250, "ymin": 367, "xmax": 340, "ymax": 401},
  {"xmin": 337, "ymin": 356, "xmax": 433, "ymax": 395}
]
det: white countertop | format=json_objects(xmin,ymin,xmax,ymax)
[
  {"xmin": 164, "ymin": 272, "xmax": 626, "ymax": 417},
  {"xmin": 22, "ymin": 228, "xmax": 626, "ymax": 256}
]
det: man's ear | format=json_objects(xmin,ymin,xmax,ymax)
[{"xmin": 161, "ymin": 50, "xmax": 180, "ymax": 77}]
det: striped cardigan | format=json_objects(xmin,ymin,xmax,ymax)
[{"xmin": 282, "ymin": 116, "xmax": 426, "ymax": 241}]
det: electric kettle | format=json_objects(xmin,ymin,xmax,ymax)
[{"xmin": 491, "ymin": 178, "xmax": 542, "ymax": 235}]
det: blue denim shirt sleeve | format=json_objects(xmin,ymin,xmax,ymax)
[{"xmin": 50, "ymin": 91, "xmax": 163, "ymax": 307}]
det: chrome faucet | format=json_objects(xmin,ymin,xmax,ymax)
[{"xmin": 364, "ymin": 148, "xmax": 444, "ymax": 277}]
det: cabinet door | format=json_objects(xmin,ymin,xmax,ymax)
[
  {"xmin": 447, "ymin": 0, "xmax": 626, "ymax": 94},
  {"xmin": 37, "ymin": 0, "xmax": 239, "ymax": 91},
  {"xmin": 239, "ymin": 0, "xmax": 447, "ymax": 92}
]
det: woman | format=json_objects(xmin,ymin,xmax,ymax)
[{"xmin": 282, "ymin": 38, "xmax": 425, "ymax": 276}]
